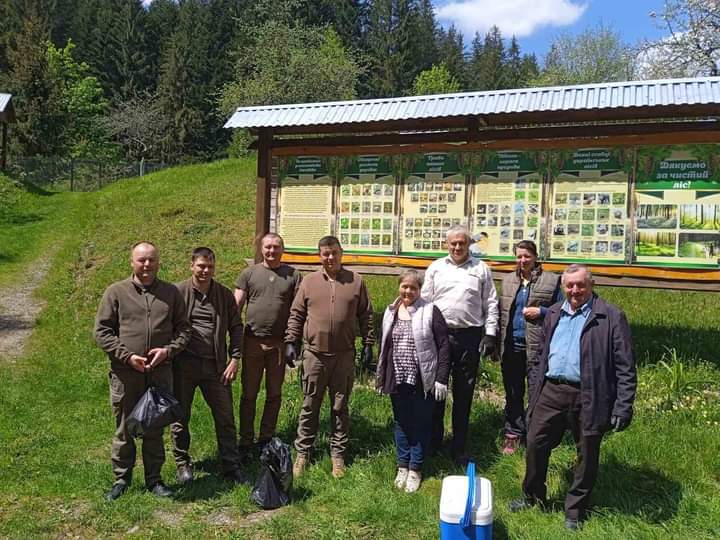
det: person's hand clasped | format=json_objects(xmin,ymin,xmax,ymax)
[
  {"xmin": 522, "ymin": 306, "xmax": 542, "ymax": 320},
  {"xmin": 433, "ymin": 382, "xmax": 448, "ymax": 401},
  {"xmin": 145, "ymin": 347, "xmax": 169, "ymax": 370},
  {"xmin": 128, "ymin": 354, "xmax": 147, "ymax": 373},
  {"xmin": 221, "ymin": 358, "xmax": 239, "ymax": 385}
]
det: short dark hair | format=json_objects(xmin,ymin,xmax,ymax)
[
  {"xmin": 192, "ymin": 246, "xmax": 215, "ymax": 261},
  {"xmin": 318, "ymin": 235, "xmax": 342, "ymax": 250},
  {"xmin": 260, "ymin": 232, "xmax": 285, "ymax": 248},
  {"xmin": 514, "ymin": 240, "xmax": 538, "ymax": 257}
]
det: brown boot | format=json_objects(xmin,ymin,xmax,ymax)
[
  {"xmin": 293, "ymin": 454, "xmax": 308, "ymax": 478},
  {"xmin": 331, "ymin": 456, "xmax": 346, "ymax": 478}
]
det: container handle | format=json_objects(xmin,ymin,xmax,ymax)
[{"xmin": 461, "ymin": 461, "xmax": 475, "ymax": 528}]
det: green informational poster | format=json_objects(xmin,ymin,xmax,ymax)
[
  {"xmin": 635, "ymin": 145, "xmax": 720, "ymax": 267},
  {"xmin": 400, "ymin": 153, "xmax": 466, "ymax": 256},
  {"xmin": 277, "ymin": 156, "xmax": 333, "ymax": 250},
  {"xmin": 471, "ymin": 150, "xmax": 542, "ymax": 259},
  {"xmin": 549, "ymin": 148, "xmax": 630, "ymax": 263},
  {"xmin": 337, "ymin": 155, "xmax": 395, "ymax": 253}
]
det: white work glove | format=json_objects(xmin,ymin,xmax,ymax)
[{"xmin": 433, "ymin": 382, "xmax": 448, "ymax": 402}]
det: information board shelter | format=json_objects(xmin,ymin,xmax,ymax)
[{"xmin": 225, "ymin": 77, "xmax": 720, "ymax": 290}]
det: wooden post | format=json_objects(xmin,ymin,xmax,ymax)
[
  {"xmin": 255, "ymin": 129, "xmax": 273, "ymax": 262},
  {"xmin": 1, "ymin": 122, "xmax": 7, "ymax": 170}
]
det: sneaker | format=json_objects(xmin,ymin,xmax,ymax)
[
  {"xmin": 502, "ymin": 435, "xmax": 520, "ymax": 456},
  {"xmin": 508, "ymin": 496, "xmax": 545, "ymax": 512},
  {"xmin": 404, "ymin": 470, "xmax": 422, "ymax": 493},
  {"xmin": 293, "ymin": 454, "xmax": 308, "ymax": 478},
  {"xmin": 176, "ymin": 465, "xmax": 193, "ymax": 485},
  {"xmin": 148, "ymin": 482, "xmax": 173, "ymax": 498},
  {"xmin": 565, "ymin": 517, "xmax": 583, "ymax": 531},
  {"xmin": 331, "ymin": 456, "xmax": 346, "ymax": 478},
  {"xmin": 393, "ymin": 467, "xmax": 409, "ymax": 489}
]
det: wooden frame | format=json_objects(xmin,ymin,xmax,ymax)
[{"xmin": 252, "ymin": 119, "xmax": 720, "ymax": 291}]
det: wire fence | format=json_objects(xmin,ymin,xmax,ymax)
[{"xmin": 9, "ymin": 157, "xmax": 169, "ymax": 192}]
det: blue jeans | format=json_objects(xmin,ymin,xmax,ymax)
[{"xmin": 391, "ymin": 383, "xmax": 436, "ymax": 471}]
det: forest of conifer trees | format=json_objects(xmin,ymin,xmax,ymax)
[{"xmin": 0, "ymin": 0, "xmax": 545, "ymax": 164}]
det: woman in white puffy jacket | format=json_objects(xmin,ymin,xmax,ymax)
[{"xmin": 376, "ymin": 269, "xmax": 450, "ymax": 493}]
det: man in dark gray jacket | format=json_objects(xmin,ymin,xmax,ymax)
[
  {"xmin": 510, "ymin": 264, "xmax": 636, "ymax": 530},
  {"xmin": 95, "ymin": 241, "xmax": 191, "ymax": 501},
  {"xmin": 171, "ymin": 247, "xmax": 247, "ymax": 485}
]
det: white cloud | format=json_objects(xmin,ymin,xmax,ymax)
[{"xmin": 435, "ymin": 0, "xmax": 588, "ymax": 38}]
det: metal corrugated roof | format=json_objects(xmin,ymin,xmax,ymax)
[
  {"xmin": 224, "ymin": 77, "xmax": 720, "ymax": 129},
  {"xmin": 0, "ymin": 93, "xmax": 11, "ymax": 114}
]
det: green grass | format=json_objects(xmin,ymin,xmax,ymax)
[{"xmin": 1, "ymin": 159, "xmax": 719, "ymax": 539}]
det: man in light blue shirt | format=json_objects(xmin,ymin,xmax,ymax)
[
  {"xmin": 509, "ymin": 264, "xmax": 636, "ymax": 531},
  {"xmin": 545, "ymin": 296, "xmax": 593, "ymax": 383}
]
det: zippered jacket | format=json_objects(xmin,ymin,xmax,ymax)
[
  {"xmin": 285, "ymin": 268, "xmax": 374, "ymax": 353},
  {"xmin": 95, "ymin": 277, "xmax": 191, "ymax": 370}
]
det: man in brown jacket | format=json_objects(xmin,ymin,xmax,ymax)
[
  {"xmin": 285, "ymin": 235, "xmax": 374, "ymax": 478},
  {"xmin": 171, "ymin": 247, "xmax": 248, "ymax": 485},
  {"xmin": 95, "ymin": 241, "xmax": 191, "ymax": 501}
]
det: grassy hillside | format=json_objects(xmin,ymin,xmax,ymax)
[{"xmin": 0, "ymin": 159, "xmax": 719, "ymax": 539}]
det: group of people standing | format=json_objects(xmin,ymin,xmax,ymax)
[{"xmin": 95, "ymin": 225, "xmax": 636, "ymax": 530}]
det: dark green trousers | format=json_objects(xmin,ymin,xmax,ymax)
[{"xmin": 109, "ymin": 364, "xmax": 173, "ymax": 486}]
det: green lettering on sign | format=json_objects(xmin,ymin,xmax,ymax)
[
  {"xmin": 413, "ymin": 153, "xmax": 459, "ymax": 174},
  {"xmin": 287, "ymin": 156, "xmax": 326, "ymax": 175},
  {"xmin": 637, "ymin": 159, "xmax": 719, "ymax": 191},
  {"xmin": 483, "ymin": 151, "xmax": 536, "ymax": 172},
  {"xmin": 346, "ymin": 155, "xmax": 391, "ymax": 175},
  {"xmin": 562, "ymin": 149, "xmax": 620, "ymax": 171}
]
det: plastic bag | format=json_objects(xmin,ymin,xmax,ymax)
[
  {"xmin": 250, "ymin": 437, "xmax": 293, "ymax": 509},
  {"xmin": 126, "ymin": 386, "xmax": 183, "ymax": 438}
]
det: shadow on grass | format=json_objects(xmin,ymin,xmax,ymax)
[
  {"xmin": 590, "ymin": 455, "xmax": 682, "ymax": 523},
  {"xmin": 0, "ymin": 212, "xmax": 45, "ymax": 225},
  {"xmin": 0, "ymin": 315, "xmax": 33, "ymax": 331},
  {"xmin": 172, "ymin": 457, "xmax": 237, "ymax": 502}
]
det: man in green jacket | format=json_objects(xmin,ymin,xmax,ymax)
[
  {"xmin": 95, "ymin": 241, "xmax": 191, "ymax": 501},
  {"xmin": 171, "ymin": 247, "xmax": 248, "ymax": 485}
]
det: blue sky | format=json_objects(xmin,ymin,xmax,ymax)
[{"xmin": 434, "ymin": 0, "xmax": 668, "ymax": 61}]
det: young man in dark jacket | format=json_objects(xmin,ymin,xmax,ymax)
[
  {"xmin": 171, "ymin": 247, "xmax": 247, "ymax": 485},
  {"xmin": 510, "ymin": 264, "xmax": 637, "ymax": 530}
]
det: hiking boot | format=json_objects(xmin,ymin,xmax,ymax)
[
  {"xmin": 293, "ymin": 453, "xmax": 308, "ymax": 478},
  {"xmin": 105, "ymin": 482, "xmax": 128, "ymax": 501},
  {"xmin": 404, "ymin": 470, "xmax": 422, "ymax": 493},
  {"xmin": 501, "ymin": 435, "xmax": 520, "ymax": 456},
  {"xmin": 331, "ymin": 456, "xmax": 346, "ymax": 478},
  {"xmin": 224, "ymin": 468, "xmax": 251, "ymax": 486},
  {"xmin": 393, "ymin": 467, "xmax": 409, "ymax": 489},
  {"xmin": 176, "ymin": 465, "xmax": 193, "ymax": 485},
  {"xmin": 238, "ymin": 444, "xmax": 253, "ymax": 465}
]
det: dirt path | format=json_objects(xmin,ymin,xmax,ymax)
[{"xmin": 0, "ymin": 257, "xmax": 52, "ymax": 359}]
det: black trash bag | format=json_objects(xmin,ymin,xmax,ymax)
[
  {"xmin": 250, "ymin": 437, "xmax": 292, "ymax": 509},
  {"xmin": 126, "ymin": 386, "xmax": 183, "ymax": 438}
]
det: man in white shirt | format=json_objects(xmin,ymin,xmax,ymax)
[{"xmin": 421, "ymin": 225, "xmax": 499, "ymax": 465}]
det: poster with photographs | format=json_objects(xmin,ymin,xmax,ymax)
[
  {"xmin": 400, "ymin": 153, "xmax": 466, "ymax": 254},
  {"xmin": 337, "ymin": 155, "xmax": 395, "ymax": 253},
  {"xmin": 635, "ymin": 145, "xmax": 720, "ymax": 267},
  {"xmin": 472, "ymin": 151, "xmax": 542, "ymax": 258},
  {"xmin": 277, "ymin": 156, "xmax": 334, "ymax": 250},
  {"xmin": 549, "ymin": 149, "xmax": 629, "ymax": 262}
]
